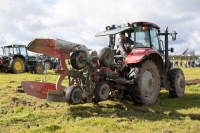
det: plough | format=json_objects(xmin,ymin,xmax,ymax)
[{"xmin": 21, "ymin": 38, "xmax": 129, "ymax": 104}]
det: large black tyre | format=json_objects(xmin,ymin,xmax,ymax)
[
  {"xmin": 55, "ymin": 64, "xmax": 61, "ymax": 69},
  {"xmin": 12, "ymin": 57, "xmax": 26, "ymax": 73},
  {"xmin": 44, "ymin": 61, "xmax": 51, "ymax": 70},
  {"xmin": 70, "ymin": 50, "xmax": 87, "ymax": 70},
  {"xmin": 168, "ymin": 68, "xmax": 185, "ymax": 98},
  {"xmin": 131, "ymin": 60, "xmax": 160, "ymax": 105},
  {"xmin": 98, "ymin": 47, "xmax": 114, "ymax": 67},
  {"xmin": 94, "ymin": 82, "xmax": 110, "ymax": 102},
  {"xmin": 34, "ymin": 63, "xmax": 44, "ymax": 74},
  {"xmin": 66, "ymin": 85, "xmax": 83, "ymax": 104}
]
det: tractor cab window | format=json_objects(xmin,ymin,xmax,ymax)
[
  {"xmin": 19, "ymin": 47, "xmax": 27, "ymax": 56},
  {"xmin": 134, "ymin": 26, "xmax": 150, "ymax": 47},
  {"xmin": 3, "ymin": 47, "xmax": 10, "ymax": 56},
  {"xmin": 150, "ymin": 28, "xmax": 161, "ymax": 52},
  {"xmin": 0, "ymin": 48, "xmax": 3, "ymax": 56}
]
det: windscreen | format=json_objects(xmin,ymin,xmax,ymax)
[{"xmin": 133, "ymin": 26, "xmax": 150, "ymax": 48}]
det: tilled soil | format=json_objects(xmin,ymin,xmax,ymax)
[{"xmin": 186, "ymin": 79, "xmax": 200, "ymax": 85}]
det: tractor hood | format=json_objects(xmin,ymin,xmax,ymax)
[{"xmin": 95, "ymin": 27, "xmax": 133, "ymax": 37}]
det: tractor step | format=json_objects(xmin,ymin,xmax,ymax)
[{"xmin": 47, "ymin": 90, "xmax": 66, "ymax": 102}]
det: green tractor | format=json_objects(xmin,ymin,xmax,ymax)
[{"xmin": 0, "ymin": 44, "xmax": 44, "ymax": 73}]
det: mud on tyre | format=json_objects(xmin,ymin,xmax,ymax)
[
  {"xmin": 168, "ymin": 68, "xmax": 185, "ymax": 98},
  {"xmin": 98, "ymin": 47, "xmax": 114, "ymax": 67},
  {"xmin": 70, "ymin": 50, "xmax": 87, "ymax": 70},
  {"xmin": 131, "ymin": 60, "xmax": 160, "ymax": 105},
  {"xmin": 94, "ymin": 82, "xmax": 110, "ymax": 102},
  {"xmin": 66, "ymin": 85, "xmax": 83, "ymax": 104},
  {"xmin": 34, "ymin": 63, "xmax": 44, "ymax": 74}
]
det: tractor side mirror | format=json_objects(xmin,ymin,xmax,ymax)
[
  {"xmin": 171, "ymin": 31, "xmax": 177, "ymax": 41},
  {"xmin": 170, "ymin": 48, "xmax": 174, "ymax": 53}
]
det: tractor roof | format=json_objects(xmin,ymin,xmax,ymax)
[
  {"xmin": 0, "ymin": 44, "xmax": 26, "ymax": 48},
  {"xmin": 96, "ymin": 21, "xmax": 160, "ymax": 37}
]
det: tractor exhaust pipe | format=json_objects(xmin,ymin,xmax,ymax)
[{"xmin": 165, "ymin": 27, "xmax": 169, "ymax": 74}]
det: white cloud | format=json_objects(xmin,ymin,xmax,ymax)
[{"xmin": 0, "ymin": 0, "xmax": 200, "ymax": 55}]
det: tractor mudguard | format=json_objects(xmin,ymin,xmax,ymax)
[{"xmin": 124, "ymin": 48, "xmax": 161, "ymax": 64}]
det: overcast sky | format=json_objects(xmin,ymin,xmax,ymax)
[{"xmin": 0, "ymin": 0, "xmax": 200, "ymax": 55}]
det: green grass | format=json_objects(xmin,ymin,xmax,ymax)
[{"xmin": 0, "ymin": 68, "xmax": 200, "ymax": 133}]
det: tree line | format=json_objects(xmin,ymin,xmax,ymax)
[{"xmin": 169, "ymin": 55, "xmax": 200, "ymax": 60}]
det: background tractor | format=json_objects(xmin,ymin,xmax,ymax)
[
  {"xmin": 0, "ymin": 44, "xmax": 44, "ymax": 73},
  {"xmin": 36, "ymin": 54, "xmax": 60, "ymax": 70}
]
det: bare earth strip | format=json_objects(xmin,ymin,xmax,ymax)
[{"xmin": 186, "ymin": 79, "xmax": 200, "ymax": 85}]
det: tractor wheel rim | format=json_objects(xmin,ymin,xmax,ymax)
[
  {"xmin": 177, "ymin": 73, "xmax": 184, "ymax": 93},
  {"xmin": 99, "ymin": 84, "xmax": 109, "ymax": 100},
  {"xmin": 15, "ymin": 61, "xmax": 23, "ymax": 71},
  {"xmin": 72, "ymin": 89, "xmax": 82, "ymax": 103},
  {"xmin": 141, "ymin": 69, "xmax": 155, "ymax": 98},
  {"xmin": 45, "ymin": 63, "xmax": 50, "ymax": 69}
]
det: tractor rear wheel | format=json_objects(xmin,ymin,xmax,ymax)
[
  {"xmin": 94, "ymin": 82, "xmax": 110, "ymax": 102},
  {"xmin": 70, "ymin": 50, "xmax": 87, "ymax": 70},
  {"xmin": 66, "ymin": 85, "xmax": 83, "ymax": 104},
  {"xmin": 168, "ymin": 68, "xmax": 185, "ymax": 98},
  {"xmin": 98, "ymin": 47, "xmax": 114, "ymax": 67},
  {"xmin": 12, "ymin": 57, "xmax": 26, "ymax": 73},
  {"xmin": 34, "ymin": 63, "xmax": 44, "ymax": 74},
  {"xmin": 130, "ymin": 60, "xmax": 160, "ymax": 105}
]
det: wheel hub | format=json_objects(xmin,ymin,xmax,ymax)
[
  {"xmin": 15, "ymin": 61, "xmax": 22, "ymax": 70},
  {"xmin": 141, "ymin": 70, "xmax": 154, "ymax": 97},
  {"xmin": 177, "ymin": 74, "xmax": 185, "ymax": 92},
  {"xmin": 72, "ymin": 89, "xmax": 82, "ymax": 102}
]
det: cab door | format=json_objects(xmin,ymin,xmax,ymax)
[{"xmin": 150, "ymin": 28, "xmax": 165, "ymax": 62}]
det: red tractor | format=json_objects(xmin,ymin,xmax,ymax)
[{"xmin": 92, "ymin": 21, "xmax": 185, "ymax": 105}]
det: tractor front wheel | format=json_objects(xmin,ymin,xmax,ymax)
[
  {"xmin": 66, "ymin": 85, "xmax": 83, "ymax": 104},
  {"xmin": 12, "ymin": 57, "xmax": 26, "ymax": 73},
  {"xmin": 130, "ymin": 60, "xmax": 160, "ymax": 105},
  {"xmin": 168, "ymin": 68, "xmax": 185, "ymax": 98}
]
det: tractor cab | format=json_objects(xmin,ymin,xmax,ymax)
[
  {"xmin": 1, "ymin": 44, "xmax": 27, "ymax": 57},
  {"xmin": 96, "ymin": 22, "xmax": 176, "ymax": 64}
]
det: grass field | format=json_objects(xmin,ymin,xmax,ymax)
[{"xmin": 0, "ymin": 67, "xmax": 200, "ymax": 133}]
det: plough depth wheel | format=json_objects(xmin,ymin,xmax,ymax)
[
  {"xmin": 70, "ymin": 50, "xmax": 87, "ymax": 70},
  {"xmin": 94, "ymin": 82, "xmax": 110, "ymax": 102},
  {"xmin": 98, "ymin": 47, "xmax": 114, "ymax": 67},
  {"xmin": 66, "ymin": 85, "xmax": 83, "ymax": 104}
]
